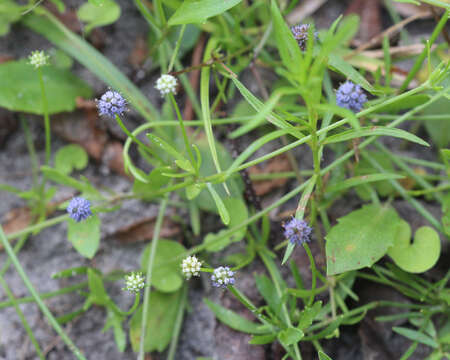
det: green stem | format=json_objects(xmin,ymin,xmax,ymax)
[
  {"xmin": 167, "ymin": 284, "xmax": 187, "ymax": 360},
  {"xmin": 38, "ymin": 67, "xmax": 51, "ymax": 165},
  {"xmin": 0, "ymin": 274, "xmax": 45, "ymax": 359},
  {"xmin": 169, "ymin": 93, "xmax": 196, "ymax": 169},
  {"xmin": 138, "ymin": 196, "xmax": 169, "ymax": 360},
  {"xmin": 168, "ymin": 24, "xmax": 186, "ymax": 73},
  {"xmin": 108, "ymin": 293, "xmax": 140, "ymax": 317},
  {"xmin": 0, "ymin": 226, "xmax": 87, "ymax": 360},
  {"xmin": 399, "ymin": 10, "xmax": 448, "ymax": 92},
  {"xmin": 303, "ymin": 243, "xmax": 317, "ymax": 307}
]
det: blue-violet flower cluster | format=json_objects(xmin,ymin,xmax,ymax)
[
  {"xmin": 290, "ymin": 24, "xmax": 318, "ymax": 51},
  {"xmin": 96, "ymin": 90, "xmax": 127, "ymax": 118},
  {"xmin": 67, "ymin": 197, "xmax": 92, "ymax": 222},
  {"xmin": 283, "ymin": 217, "xmax": 312, "ymax": 246},
  {"xmin": 124, "ymin": 272, "xmax": 145, "ymax": 294},
  {"xmin": 336, "ymin": 81, "xmax": 367, "ymax": 113},
  {"xmin": 211, "ymin": 266, "xmax": 235, "ymax": 288}
]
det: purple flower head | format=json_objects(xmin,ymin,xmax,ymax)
[
  {"xmin": 211, "ymin": 266, "xmax": 235, "ymax": 288},
  {"xmin": 67, "ymin": 197, "xmax": 92, "ymax": 222},
  {"xmin": 290, "ymin": 24, "xmax": 318, "ymax": 51},
  {"xmin": 283, "ymin": 217, "xmax": 312, "ymax": 246},
  {"xmin": 96, "ymin": 90, "xmax": 127, "ymax": 118},
  {"xmin": 336, "ymin": 81, "xmax": 367, "ymax": 113}
]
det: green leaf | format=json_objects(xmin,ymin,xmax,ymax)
[
  {"xmin": 54, "ymin": 144, "xmax": 89, "ymax": 175},
  {"xmin": 204, "ymin": 298, "xmax": 267, "ymax": 334},
  {"xmin": 324, "ymin": 126, "xmax": 429, "ymax": 147},
  {"xmin": 387, "ymin": 220, "xmax": 441, "ymax": 273},
  {"xmin": 393, "ymin": 326, "xmax": 439, "ymax": 348},
  {"xmin": 278, "ymin": 327, "xmax": 304, "ymax": 346},
  {"xmin": 87, "ymin": 268, "xmax": 109, "ymax": 305},
  {"xmin": 185, "ymin": 183, "xmax": 203, "ymax": 200},
  {"xmin": 132, "ymin": 167, "xmax": 172, "ymax": 200},
  {"xmin": 0, "ymin": 0, "xmax": 24, "ymax": 36},
  {"xmin": 298, "ymin": 301, "xmax": 322, "ymax": 330},
  {"xmin": 374, "ymin": 94, "xmax": 430, "ymax": 113},
  {"xmin": 255, "ymin": 275, "xmax": 283, "ymax": 321},
  {"xmin": 147, "ymin": 133, "xmax": 188, "ymax": 165},
  {"xmin": 318, "ymin": 351, "xmax": 333, "ymax": 360},
  {"xmin": 206, "ymin": 183, "xmax": 230, "ymax": 225},
  {"xmin": 22, "ymin": 12, "xmax": 159, "ymax": 121},
  {"xmin": 103, "ymin": 309, "xmax": 126, "ymax": 352},
  {"xmin": 129, "ymin": 290, "xmax": 182, "ymax": 352},
  {"xmin": 326, "ymin": 173, "xmax": 404, "ymax": 194},
  {"xmin": 270, "ymin": 0, "xmax": 302, "ymax": 74},
  {"xmin": 249, "ymin": 333, "xmax": 277, "ymax": 345},
  {"xmin": 52, "ymin": 266, "xmax": 91, "ymax": 278},
  {"xmin": 67, "ymin": 215, "xmax": 101, "ymax": 259},
  {"xmin": 0, "ymin": 59, "xmax": 92, "ymax": 115},
  {"xmin": 77, "ymin": 0, "xmax": 120, "ymax": 34},
  {"xmin": 141, "ymin": 239, "xmax": 186, "ymax": 293},
  {"xmin": 328, "ymin": 54, "xmax": 375, "ymax": 93},
  {"xmin": 168, "ymin": 0, "xmax": 242, "ymax": 25},
  {"xmin": 326, "ymin": 204, "xmax": 401, "ymax": 275},
  {"xmin": 41, "ymin": 166, "xmax": 101, "ymax": 199}
]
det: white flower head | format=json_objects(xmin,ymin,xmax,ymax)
[
  {"xmin": 181, "ymin": 256, "xmax": 202, "ymax": 279},
  {"xmin": 155, "ymin": 74, "xmax": 178, "ymax": 96},
  {"xmin": 28, "ymin": 50, "xmax": 50, "ymax": 69},
  {"xmin": 124, "ymin": 272, "xmax": 145, "ymax": 293}
]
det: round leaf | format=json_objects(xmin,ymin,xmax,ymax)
[
  {"xmin": 67, "ymin": 215, "xmax": 101, "ymax": 259},
  {"xmin": 326, "ymin": 204, "xmax": 401, "ymax": 275},
  {"xmin": 55, "ymin": 144, "xmax": 88, "ymax": 175},
  {"xmin": 0, "ymin": 59, "xmax": 92, "ymax": 115},
  {"xmin": 387, "ymin": 221, "xmax": 441, "ymax": 273},
  {"xmin": 141, "ymin": 239, "xmax": 186, "ymax": 293}
]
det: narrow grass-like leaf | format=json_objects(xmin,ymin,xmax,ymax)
[
  {"xmin": 206, "ymin": 183, "xmax": 230, "ymax": 225},
  {"xmin": 393, "ymin": 326, "xmax": 439, "ymax": 348},
  {"xmin": 323, "ymin": 126, "xmax": 429, "ymax": 147},
  {"xmin": 204, "ymin": 298, "xmax": 267, "ymax": 334},
  {"xmin": 326, "ymin": 173, "xmax": 404, "ymax": 194},
  {"xmin": 329, "ymin": 54, "xmax": 375, "ymax": 93},
  {"xmin": 282, "ymin": 176, "xmax": 317, "ymax": 265},
  {"xmin": 168, "ymin": 0, "xmax": 242, "ymax": 25},
  {"xmin": 22, "ymin": 10, "xmax": 159, "ymax": 121}
]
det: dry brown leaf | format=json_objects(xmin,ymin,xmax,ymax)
[
  {"xmin": 128, "ymin": 37, "xmax": 148, "ymax": 69},
  {"xmin": 392, "ymin": 2, "xmax": 434, "ymax": 18},
  {"xmin": 113, "ymin": 216, "xmax": 181, "ymax": 244},
  {"xmin": 2, "ymin": 207, "xmax": 32, "ymax": 237},
  {"xmin": 286, "ymin": 0, "xmax": 327, "ymax": 25},
  {"xmin": 345, "ymin": 0, "xmax": 382, "ymax": 46},
  {"xmin": 249, "ymin": 154, "xmax": 293, "ymax": 196},
  {"xmin": 0, "ymin": 54, "xmax": 14, "ymax": 64}
]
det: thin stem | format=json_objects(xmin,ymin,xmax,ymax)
[
  {"xmin": 138, "ymin": 196, "xmax": 169, "ymax": 360},
  {"xmin": 0, "ymin": 226, "xmax": 87, "ymax": 360},
  {"xmin": 115, "ymin": 114, "xmax": 163, "ymax": 163},
  {"xmin": 169, "ymin": 93, "xmax": 196, "ymax": 169},
  {"xmin": 167, "ymin": 284, "xmax": 187, "ymax": 360},
  {"xmin": 37, "ymin": 68, "xmax": 51, "ymax": 165},
  {"xmin": 168, "ymin": 24, "xmax": 186, "ymax": 73},
  {"xmin": 304, "ymin": 243, "xmax": 317, "ymax": 307},
  {"xmin": 108, "ymin": 293, "xmax": 140, "ymax": 317}
]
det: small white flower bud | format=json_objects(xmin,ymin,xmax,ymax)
[
  {"xmin": 124, "ymin": 272, "xmax": 145, "ymax": 293},
  {"xmin": 28, "ymin": 50, "xmax": 50, "ymax": 69},
  {"xmin": 181, "ymin": 256, "xmax": 202, "ymax": 279},
  {"xmin": 155, "ymin": 74, "xmax": 178, "ymax": 96}
]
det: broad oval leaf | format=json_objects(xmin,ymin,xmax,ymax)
[
  {"xmin": 387, "ymin": 220, "xmax": 441, "ymax": 273},
  {"xmin": 278, "ymin": 327, "xmax": 304, "ymax": 346},
  {"xmin": 0, "ymin": 59, "xmax": 92, "ymax": 115},
  {"xmin": 77, "ymin": 0, "xmax": 120, "ymax": 34},
  {"xmin": 55, "ymin": 144, "xmax": 88, "ymax": 175},
  {"xmin": 168, "ymin": 0, "xmax": 242, "ymax": 25},
  {"xmin": 67, "ymin": 215, "xmax": 101, "ymax": 259},
  {"xmin": 326, "ymin": 204, "xmax": 401, "ymax": 275},
  {"xmin": 141, "ymin": 239, "xmax": 186, "ymax": 293}
]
